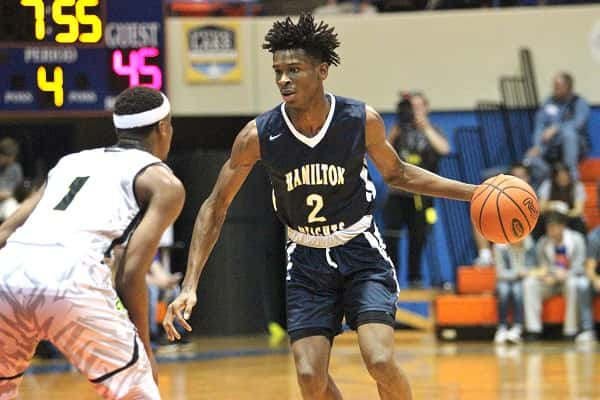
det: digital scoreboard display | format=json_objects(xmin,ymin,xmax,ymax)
[{"xmin": 0, "ymin": 0, "xmax": 165, "ymax": 113}]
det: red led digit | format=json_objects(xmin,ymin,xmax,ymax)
[
  {"xmin": 137, "ymin": 47, "xmax": 162, "ymax": 90},
  {"xmin": 112, "ymin": 49, "xmax": 140, "ymax": 86}
]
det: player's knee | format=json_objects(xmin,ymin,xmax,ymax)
[
  {"xmin": 295, "ymin": 366, "xmax": 328, "ymax": 396},
  {"xmin": 118, "ymin": 383, "xmax": 161, "ymax": 400},
  {"xmin": 364, "ymin": 348, "xmax": 397, "ymax": 381}
]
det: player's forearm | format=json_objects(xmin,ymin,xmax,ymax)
[
  {"xmin": 0, "ymin": 187, "xmax": 43, "ymax": 248},
  {"xmin": 116, "ymin": 266, "xmax": 153, "ymax": 358},
  {"xmin": 387, "ymin": 163, "xmax": 476, "ymax": 201},
  {"xmin": 181, "ymin": 200, "xmax": 227, "ymax": 292}
]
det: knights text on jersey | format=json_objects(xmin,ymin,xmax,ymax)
[
  {"xmin": 8, "ymin": 147, "xmax": 163, "ymax": 259},
  {"xmin": 256, "ymin": 94, "xmax": 376, "ymax": 236}
]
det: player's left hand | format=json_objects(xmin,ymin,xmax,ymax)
[{"xmin": 163, "ymin": 289, "xmax": 196, "ymax": 341}]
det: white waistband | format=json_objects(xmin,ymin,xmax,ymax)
[{"xmin": 287, "ymin": 215, "xmax": 373, "ymax": 248}]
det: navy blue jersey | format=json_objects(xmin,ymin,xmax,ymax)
[{"xmin": 256, "ymin": 94, "xmax": 375, "ymax": 236}]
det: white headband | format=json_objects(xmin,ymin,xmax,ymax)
[{"xmin": 113, "ymin": 93, "xmax": 171, "ymax": 129}]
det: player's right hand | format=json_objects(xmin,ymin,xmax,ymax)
[{"xmin": 163, "ymin": 289, "xmax": 196, "ymax": 341}]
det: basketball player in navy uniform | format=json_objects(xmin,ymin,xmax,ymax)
[
  {"xmin": 164, "ymin": 15, "xmax": 477, "ymax": 399},
  {"xmin": 0, "ymin": 87, "xmax": 184, "ymax": 399}
]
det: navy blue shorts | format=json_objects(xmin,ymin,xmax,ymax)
[{"xmin": 286, "ymin": 224, "xmax": 399, "ymax": 343}]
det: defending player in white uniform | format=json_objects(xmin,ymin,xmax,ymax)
[{"xmin": 0, "ymin": 87, "xmax": 185, "ymax": 400}]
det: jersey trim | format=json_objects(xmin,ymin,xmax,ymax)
[
  {"xmin": 132, "ymin": 161, "xmax": 165, "ymax": 208},
  {"xmin": 280, "ymin": 93, "xmax": 336, "ymax": 148},
  {"xmin": 287, "ymin": 214, "xmax": 373, "ymax": 248},
  {"xmin": 0, "ymin": 371, "xmax": 25, "ymax": 381},
  {"xmin": 104, "ymin": 211, "xmax": 143, "ymax": 258},
  {"xmin": 89, "ymin": 334, "xmax": 139, "ymax": 384}
]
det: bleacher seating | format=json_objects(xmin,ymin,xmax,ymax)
[{"xmin": 435, "ymin": 265, "xmax": 600, "ymax": 340}]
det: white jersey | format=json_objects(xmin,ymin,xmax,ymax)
[{"xmin": 8, "ymin": 147, "xmax": 163, "ymax": 260}]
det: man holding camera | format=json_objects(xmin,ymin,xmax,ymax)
[{"xmin": 383, "ymin": 92, "xmax": 450, "ymax": 288}]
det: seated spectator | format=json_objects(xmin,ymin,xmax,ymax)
[
  {"xmin": 532, "ymin": 162, "xmax": 587, "ymax": 239},
  {"xmin": 523, "ymin": 207, "xmax": 594, "ymax": 341},
  {"xmin": 148, "ymin": 225, "xmax": 184, "ymax": 345},
  {"xmin": 493, "ymin": 235, "xmax": 536, "ymax": 344},
  {"xmin": 0, "ymin": 137, "xmax": 23, "ymax": 222},
  {"xmin": 383, "ymin": 92, "xmax": 450, "ymax": 287},
  {"xmin": 473, "ymin": 163, "xmax": 531, "ymax": 265},
  {"xmin": 581, "ymin": 226, "xmax": 600, "ymax": 342},
  {"xmin": 524, "ymin": 72, "xmax": 590, "ymax": 188}
]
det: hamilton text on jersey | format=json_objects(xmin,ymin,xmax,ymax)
[{"xmin": 285, "ymin": 163, "xmax": 346, "ymax": 192}]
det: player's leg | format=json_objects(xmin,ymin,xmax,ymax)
[
  {"xmin": 357, "ymin": 322, "xmax": 411, "ymax": 400},
  {"xmin": 0, "ymin": 290, "xmax": 40, "ymax": 400},
  {"xmin": 339, "ymin": 224, "xmax": 411, "ymax": 399},
  {"xmin": 291, "ymin": 334, "xmax": 342, "ymax": 400},
  {"xmin": 46, "ymin": 275, "xmax": 160, "ymax": 400},
  {"xmin": 0, "ymin": 245, "xmax": 44, "ymax": 400},
  {"xmin": 286, "ymin": 243, "xmax": 344, "ymax": 400}
]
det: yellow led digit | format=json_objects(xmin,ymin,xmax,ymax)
[
  {"xmin": 53, "ymin": 0, "xmax": 79, "ymax": 43},
  {"xmin": 76, "ymin": 0, "xmax": 102, "ymax": 43},
  {"xmin": 37, "ymin": 66, "xmax": 64, "ymax": 107},
  {"xmin": 20, "ymin": 0, "xmax": 45, "ymax": 40}
]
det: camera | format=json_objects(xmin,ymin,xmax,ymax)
[{"xmin": 396, "ymin": 93, "xmax": 414, "ymax": 126}]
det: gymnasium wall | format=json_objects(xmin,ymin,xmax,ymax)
[{"xmin": 166, "ymin": 5, "xmax": 600, "ymax": 115}]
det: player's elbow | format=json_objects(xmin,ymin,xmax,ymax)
[
  {"xmin": 115, "ymin": 265, "xmax": 145, "ymax": 294},
  {"xmin": 381, "ymin": 169, "xmax": 406, "ymax": 188}
]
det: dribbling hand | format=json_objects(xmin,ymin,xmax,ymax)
[{"xmin": 162, "ymin": 289, "xmax": 196, "ymax": 341}]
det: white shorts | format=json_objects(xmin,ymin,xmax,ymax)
[{"xmin": 0, "ymin": 243, "xmax": 160, "ymax": 400}]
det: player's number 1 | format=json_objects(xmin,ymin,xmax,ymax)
[
  {"xmin": 54, "ymin": 176, "xmax": 89, "ymax": 210},
  {"xmin": 306, "ymin": 194, "xmax": 327, "ymax": 223}
]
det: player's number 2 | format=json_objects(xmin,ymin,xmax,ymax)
[
  {"xmin": 54, "ymin": 176, "xmax": 89, "ymax": 210},
  {"xmin": 306, "ymin": 194, "xmax": 327, "ymax": 223}
]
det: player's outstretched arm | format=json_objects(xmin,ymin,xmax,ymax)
[
  {"xmin": 365, "ymin": 105, "xmax": 476, "ymax": 201},
  {"xmin": 114, "ymin": 165, "xmax": 185, "ymax": 382},
  {"xmin": 163, "ymin": 120, "xmax": 260, "ymax": 341},
  {"xmin": 0, "ymin": 184, "xmax": 45, "ymax": 249}
]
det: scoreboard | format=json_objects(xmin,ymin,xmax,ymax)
[{"xmin": 0, "ymin": 0, "xmax": 165, "ymax": 114}]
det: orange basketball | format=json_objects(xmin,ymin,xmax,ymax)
[{"xmin": 470, "ymin": 174, "xmax": 539, "ymax": 244}]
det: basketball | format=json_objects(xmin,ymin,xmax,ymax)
[{"xmin": 470, "ymin": 174, "xmax": 539, "ymax": 244}]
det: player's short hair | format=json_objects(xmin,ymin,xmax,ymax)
[
  {"xmin": 262, "ymin": 13, "xmax": 341, "ymax": 66},
  {"xmin": 0, "ymin": 137, "xmax": 19, "ymax": 157},
  {"xmin": 114, "ymin": 87, "xmax": 165, "ymax": 137}
]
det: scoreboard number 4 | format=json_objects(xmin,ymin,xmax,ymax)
[{"xmin": 37, "ymin": 66, "xmax": 64, "ymax": 107}]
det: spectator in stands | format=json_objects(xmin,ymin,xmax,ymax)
[
  {"xmin": 383, "ymin": 92, "xmax": 450, "ymax": 287},
  {"xmin": 524, "ymin": 72, "xmax": 590, "ymax": 188},
  {"xmin": 0, "ymin": 137, "xmax": 23, "ymax": 223},
  {"xmin": 493, "ymin": 235, "xmax": 536, "ymax": 344},
  {"xmin": 473, "ymin": 163, "xmax": 531, "ymax": 265},
  {"xmin": 313, "ymin": 0, "xmax": 378, "ymax": 15},
  {"xmin": 581, "ymin": 226, "xmax": 600, "ymax": 342},
  {"xmin": 532, "ymin": 162, "xmax": 587, "ymax": 239},
  {"xmin": 147, "ymin": 226, "xmax": 184, "ymax": 346},
  {"xmin": 523, "ymin": 205, "xmax": 594, "ymax": 341}
]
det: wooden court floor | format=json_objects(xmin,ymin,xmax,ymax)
[{"xmin": 18, "ymin": 332, "xmax": 600, "ymax": 399}]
